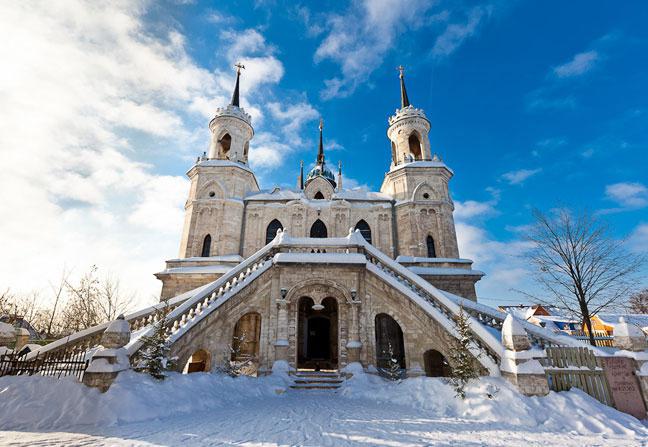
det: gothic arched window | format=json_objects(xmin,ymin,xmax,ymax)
[
  {"xmin": 354, "ymin": 220, "xmax": 372, "ymax": 244},
  {"xmin": 391, "ymin": 141, "xmax": 397, "ymax": 165},
  {"xmin": 426, "ymin": 235, "xmax": 436, "ymax": 258},
  {"xmin": 265, "ymin": 219, "xmax": 283, "ymax": 244},
  {"xmin": 408, "ymin": 133, "xmax": 422, "ymax": 160},
  {"xmin": 201, "ymin": 234, "xmax": 211, "ymax": 257},
  {"xmin": 310, "ymin": 219, "xmax": 327, "ymax": 238},
  {"xmin": 314, "ymin": 191, "xmax": 325, "ymax": 200},
  {"xmin": 219, "ymin": 133, "xmax": 231, "ymax": 159}
]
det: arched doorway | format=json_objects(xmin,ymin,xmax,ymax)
[
  {"xmin": 424, "ymin": 349, "xmax": 452, "ymax": 377},
  {"xmin": 184, "ymin": 349, "xmax": 211, "ymax": 373},
  {"xmin": 297, "ymin": 296, "xmax": 338, "ymax": 370},
  {"xmin": 375, "ymin": 313, "xmax": 405, "ymax": 369},
  {"xmin": 408, "ymin": 133, "xmax": 422, "ymax": 160}
]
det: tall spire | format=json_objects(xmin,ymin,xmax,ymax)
[
  {"xmin": 317, "ymin": 118, "xmax": 325, "ymax": 164},
  {"xmin": 397, "ymin": 65, "xmax": 410, "ymax": 108},
  {"xmin": 298, "ymin": 160, "xmax": 304, "ymax": 190},
  {"xmin": 230, "ymin": 62, "xmax": 245, "ymax": 107}
]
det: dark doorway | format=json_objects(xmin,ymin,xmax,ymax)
[
  {"xmin": 297, "ymin": 296, "xmax": 338, "ymax": 369},
  {"xmin": 307, "ymin": 317, "xmax": 330, "ymax": 359},
  {"xmin": 424, "ymin": 349, "xmax": 452, "ymax": 377}
]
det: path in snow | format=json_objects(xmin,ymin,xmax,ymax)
[{"xmin": 0, "ymin": 390, "xmax": 644, "ymax": 447}]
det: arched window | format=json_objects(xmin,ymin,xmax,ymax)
[
  {"xmin": 391, "ymin": 141, "xmax": 397, "ymax": 165},
  {"xmin": 201, "ymin": 234, "xmax": 211, "ymax": 257},
  {"xmin": 265, "ymin": 219, "xmax": 283, "ymax": 244},
  {"xmin": 354, "ymin": 220, "xmax": 372, "ymax": 244},
  {"xmin": 375, "ymin": 313, "xmax": 405, "ymax": 369},
  {"xmin": 232, "ymin": 312, "xmax": 262, "ymax": 361},
  {"xmin": 408, "ymin": 133, "xmax": 422, "ymax": 160},
  {"xmin": 426, "ymin": 235, "xmax": 436, "ymax": 258},
  {"xmin": 310, "ymin": 219, "xmax": 327, "ymax": 238},
  {"xmin": 424, "ymin": 349, "xmax": 452, "ymax": 377},
  {"xmin": 314, "ymin": 191, "xmax": 325, "ymax": 200},
  {"xmin": 243, "ymin": 141, "xmax": 249, "ymax": 161},
  {"xmin": 219, "ymin": 133, "xmax": 232, "ymax": 158}
]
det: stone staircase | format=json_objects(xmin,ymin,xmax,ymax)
[{"xmin": 290, "ymin": 370, "xmax": 345, "ymax": 391}]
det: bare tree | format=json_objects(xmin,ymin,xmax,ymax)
[
  {"xmin": 95, "ymin": 274, "xmax": 134, "ymax": 322},
  {"xmin": 45, "ymin": 268, "xmax": 70, "ymax": 338},
  {"xmin": 522, "ymin": 208, "xmax": 645, "ymax": 346},
  {"xmin": 628, "ymin": 288, "xmax": 648, "ymax": 314}
]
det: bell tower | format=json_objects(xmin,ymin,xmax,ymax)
[
  {"xmin": 176, "ymin": 63, "xmax": 259, "ymax": 259},
  {"xmin": 381, "ymin": 66, "xmax": 460, "ymax": 259}
]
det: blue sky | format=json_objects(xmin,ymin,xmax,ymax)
[{"xmin": 1, "ymin": 1, "xmax": 646, "ymax": 307}]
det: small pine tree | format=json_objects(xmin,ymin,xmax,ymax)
[
  {"xmin": 378, "ymin": 342, "xmax": 403, "ymax": 382},
  {"xmin": 134, "ymin": 311, "xmax": 175, "ymax": 380},
  {"xmin": 449, "ymin": 306, "xmax": 479, "ymax": 399}
]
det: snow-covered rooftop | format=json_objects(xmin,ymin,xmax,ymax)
[
  {"xmin": 388, "ymin": 160, "xmax": 454, "ymax": 175},
  {"xmin": 596, "ymin": 313, "xmax": 648, "ymax": 329},
  {"xmin": 245, "ymin": 187, "xmax": 392, "ymax": 202}
]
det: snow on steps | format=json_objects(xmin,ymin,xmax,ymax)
[{"xmin": 290, "ymin": 370, "xmax": 345, "ymax": 390}]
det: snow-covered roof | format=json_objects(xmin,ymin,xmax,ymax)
[
  {"xmin": 159, "ymin": 265, "xmax": 235, "ymax": 275},
  {"xmin": 396, "ymin": 256, "xmax": 473, "ymax": 264},
  {"xmin": 165, "ymin": 255, "xmax": 244, "ymax": 263},
  {"xmin": 245, "ymin": 187, "xmax": 392, "ymax": 202},
  {"xmin": 273, "ymin": 253, "xmax": 367, "ymax": 264},
  {"xmin": 596, "ymin": 314, "xmax": 648, "ymax": 329},
  {"xmin": 193, "ymin": 159, "xmax": 253, "ymax": 173},
  {"xmin": 388, "ymin": 160, "xmax": 454, "ymax": 175},
  {"xmin": 406, "ymin": 266, "xmax": 484, "ymax": 277}
]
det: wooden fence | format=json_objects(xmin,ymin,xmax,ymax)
[
  {"xmin": 0, "ymin": 349, "xmax": 88, "ymax": 381},
  {"xmin": 540, "ymin": 346, "xmax": 613, "ymax": 406},
  {"xmin": 572, "ymin": 330, "xmax": 614, "ymax": 347}
]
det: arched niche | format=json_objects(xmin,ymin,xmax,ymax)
[
  {"xmin": 426, "ymin": 235, "xmax": 436, "ymax": 258},
  {"xmin": 408, "ymin": 132, "xmax": 422, "ymax": 160},
  {"xmin": 219, "ymin": 133, "xmax": 232, "ymax": 159},
  {"xmin": 232, "ymin": 312, "xmax": 262, "ymax": 361},
  {"xmin": 423, "ymin": 349, "xmax": 452, "ymax": 377},
  {"xmin": 201, "ymin": 234, "xmax": 211, "ymax": 257},
  {"xmin": 183, "ymin": 349, "xmax": 211, "ymax": 373},
  {"xmin": 375, "ymin": 313, "xmax": 406, "ymax": 369}
]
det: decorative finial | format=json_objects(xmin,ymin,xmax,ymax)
[
  {"xmin": 396, "ymin": 65, "xmax": 410, "ymax": 108},
  {"xmin": 230, "ymin": 62, "xmax": 245, "ymax": 107},
  {"xmin": 319, "ymin": 118, "xmax": 324, "ymax": 131}
]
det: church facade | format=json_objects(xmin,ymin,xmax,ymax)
[{"xmin": 155, "ymin": 67, "xmax": 491, "ymax": 376}]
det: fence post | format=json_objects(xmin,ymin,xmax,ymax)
[
  {"xmin": 612, "ymin": 317, "xmax": 648, "ymax": 418},
  {"xmin": 82, "ymin": 315, "xmax": 131, "ymax": 393},
  {"xmin": 500, "ymin": 314, "xmax": 549, "ymax": 396}
]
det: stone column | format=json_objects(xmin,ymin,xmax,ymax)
[
  {"xmin": 273, "ymin": 292, "xmax": 290, "ymax": 371},
  {"xmin": 614, "ymin": 317, "xmax": 648, "ymax": 417},
  {"xmin": 83, "ymin": 315, "xmax": 131, "ymax": 393},
  {"xmin": 0, "ymin": 322, "xmax": 16, "ymax": 349},
  {"xmin": 500, "ymin": 314, "xmax": 549, "ymax": 396},
  {"xmin": 345, "ymin": 296, "xmax": 362, "ymax": 364}
]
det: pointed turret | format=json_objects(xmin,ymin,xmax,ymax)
[
  {"xmin": 297, "ymin": 160, "xmax": 304, "ymax": 190},
  {"xmin": 397, "ymin": 65, "xmax": 410, "ymax": 108},
  {"xmin": 305, "ymin": 118, "xmax": 336, "ymax": 189},
  {"xmin": 230, "ymin": 62, "xmax": 245, "ymax": 107},
  {"xmin": 337, "ymin": 160, "xmax": 343, "ymax": 191}
]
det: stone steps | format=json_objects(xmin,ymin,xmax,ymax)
[{"xmin": 290, "ymin": 370, "xmax": 344, "ymax": 391}]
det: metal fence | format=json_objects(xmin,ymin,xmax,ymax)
[{"xmin": 0, "ymin": 349, "xmax": 88, "ymax": 381}]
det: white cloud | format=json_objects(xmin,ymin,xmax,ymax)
[
  {"xmin": 431, "ymin": 7, "xmax": 488, "ymax": 58},
  {"xmin": 0, "ymin": 2, "xmax": 312, "ymax": 308},
  {"xmin": 628, "ymin": 223, "xmax": 648, "ymax": 253},
  {"xmin": 553, "ymin": 50, "xmax": 599, "ymax": 78},
  {"xmin": 605, "ymin": 182, "xmax": 648, "ymax": 208},
  {"xmin": 501, "ymin": 168, "xmax": 542, "ymax": 185},
  {"xmin": 312, "ymin": 1, "xmax": 488, "ymax": 99},
  {"xmin": 454, "ymin": 200, "xmax": 496, "ymax": 219}
]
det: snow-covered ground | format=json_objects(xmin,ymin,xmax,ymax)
[{"xmin": 0, "ymin": 368, "xmax": 647, "ymax": 446}]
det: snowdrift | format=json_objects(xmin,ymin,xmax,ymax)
[{"xmin": 0, "ymin": 369, "xmax": 646, "ymax": 440}]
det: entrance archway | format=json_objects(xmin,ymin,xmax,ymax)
[
  {"xmin": 297, "ymin": 296, "xmax": 338, "ymax": 370},
  {"xmin": 375, "ymin": 313, "xmax": 405, "ymax": 369}
]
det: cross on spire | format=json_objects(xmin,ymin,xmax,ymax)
[
  {"xmin": 396, "ymin": 65, "xmax": 410, "ymax": 108},
  {"xmin": 230, "ymin": 62, "xmax": 245, "ymax": 107}
]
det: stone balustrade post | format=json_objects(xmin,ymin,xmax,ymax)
[
  {"xmin": 500, "ymin": 314, "xmax": 549, "ymax": 396},
  {"xmin": 613, "ymin": 317, "xmax": 648, "ymax": 417},
  {"xmin": 82, "ymin": 315, "xmax": 131, "ymax": 392}
]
